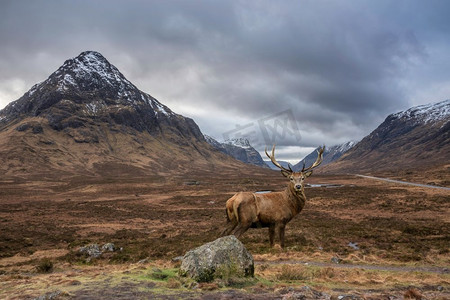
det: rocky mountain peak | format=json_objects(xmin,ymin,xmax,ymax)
[
  {"xmin": 0, "ymin": 51, "xmax": 203, "ymax": 141},
  {"xmin": 50, "ymin": 50, "xmax": 133, "ymax": 93},
  {"xmin": 1, "ymin": 51, "xmax": 175, "ymax": 123}
]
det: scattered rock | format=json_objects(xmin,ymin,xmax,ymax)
[
  {"xmin": 79, "ymin": 244, "xmax": 102, "ymax": 258},
  {"xmin": 331, "ymin": 257, "xmax": 342, "ymax": 264},
  {"xmin": 101, "ymin": 243, "xmax": 115, "ymax": 252},
  {"xmin": 348, "ymin": 242, "xmax": 359, "ymax": 250},
  {"xmin": 184, "ymin": 181, "xmax": 200, "ymax": 186},
  {"xmin": 172, "ymin": 256, "xmax": 184, "ymax": 262},
  {"xmin": 300, "ymin": 286, "xmax": 329, "ymax": 299},
  {"xmin": 33, "ymin": 290, "xmax": 69, "ymax": 300},
  {"xmin": 138, "ymin": 258, "xmax": 150, "ymax": 264},
  {"xmin": 79, "ymin": 242, "xmax": 117, "ymax": 260},
  {"xmin": 333, "ymin": 295, "xmax": 364, "ymax": 300},
  {"xmin": 179, "ymin": 235, "xmax": 254, "ymax": 282},
  {"xmin": 282, "ymin": 292, "xmax": 306, "ymax": 300},
  {"xmin": 278, "ymin": 286, "xmax": 330, "ymax": 300}
]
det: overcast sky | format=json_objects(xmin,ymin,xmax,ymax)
[{"xmin": 1, "ymin": 0, "xmax": 449, "ymax": 162}]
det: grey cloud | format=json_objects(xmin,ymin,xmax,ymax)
[{"xmin": 1, "ymin": 0, "xmax": 449, "ymax": 161}]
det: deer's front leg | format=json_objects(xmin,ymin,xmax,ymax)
[
  {"xmin": 278, "ymin": 223, "xmax": 286, "ymax": 248},
  {"xmin": 268, "ymin": 224, "xmax": 275, "ymax": 247}
]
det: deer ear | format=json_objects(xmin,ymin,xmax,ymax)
[
  {"xmin": 281, "ymin": 170, "xmax": 291, "ymax": 177},
  {"xmin": 304, "ymin": 170, "xmax": 313, "ymax": 178}
]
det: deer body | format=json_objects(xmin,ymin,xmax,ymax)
[{"xmin": 221, "ymin": 145, "xmax": 324, "ymax": 248}]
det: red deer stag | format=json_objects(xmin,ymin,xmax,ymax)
[{"xmin": 221, "ymin": 145, "xmax": 324, "ymax": 248}]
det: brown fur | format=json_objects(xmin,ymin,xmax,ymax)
[{"xmin": 220, "ymin": 171, "xmax": 312, "ymax": 248}]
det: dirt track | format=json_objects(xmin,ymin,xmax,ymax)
[{"xmin": 355, "ymin": 174, "xmax": 450, "ymax": 191}]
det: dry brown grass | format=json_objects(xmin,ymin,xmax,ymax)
[{"xmin": 0, "ymin": 170, "xmax": 449, "ymax": 298}]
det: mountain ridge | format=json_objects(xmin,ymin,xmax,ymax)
[
  {"xmin": 0, "ymin": 51, "xmax": 264, "ymax": 178},
  {"xmin": 204, "ymin": 135, "xmax": 268, "ymax": 168},
  {"xmin": 324, "ymin": 99, "xmax": 450, "ymax": 174}
]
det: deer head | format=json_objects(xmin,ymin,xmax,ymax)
[{"xmin": 265, "ymin": 145, "xmax": 325, "ymax": 192}]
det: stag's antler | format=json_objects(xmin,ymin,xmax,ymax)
[
  {"xmin": 301, "ymin": 146, "xmax": 325, "ymax": 172},
  {"xmin": 265, "ymin": 144, "xmax": 293, "ymax": 173}
]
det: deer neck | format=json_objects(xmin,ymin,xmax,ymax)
[{"xmin": 285, "ymin": 184, "xmax": 306, "ymax": 215}]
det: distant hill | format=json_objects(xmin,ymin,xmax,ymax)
[
  {"xmin": 324, "ymin": 99, "xmax": 450, "ymax": 173},
  {"xmin": 0, "ymin": 51, "xmax": 257, "ymax": 179},
  {"xmin": 293, "ymin": 141, "xmax": 356, "ymax": 171},
  {"xmin": 204, "ymin": 135, "xmax": 268, "ymax": 168},
  {"xmin": 265, "ymin": 160, "xmax": 293, "ymax": 171}
]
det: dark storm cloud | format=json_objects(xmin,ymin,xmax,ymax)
[{"xmin": 1, "ymin": 0, "xmax": 450, "ymax": 161}]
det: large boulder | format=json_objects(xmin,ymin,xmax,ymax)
[{"xmin": 179, "ymin": 235, "xmax": 254, "ymax": 282}]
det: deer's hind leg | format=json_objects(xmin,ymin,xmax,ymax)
[
  {"xmin": 220, "ymin": 220, "xmax": 238, "ymax": 236},
  {"xmin": 232, "ymin": 222, "xmax": 251, "ymax": 238}
]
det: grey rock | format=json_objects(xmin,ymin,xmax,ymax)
[
  {"xmin": 79, "ymin": 244, "xmax": 102, "ymax": 258},
  {"xmin": 337, "ymin": 295, "xmax": 364, "ymax": 300},
  {"xmin": 348, "ymin": 242, "xmax": 359, "ymax": 250},
  {"xmin": 331, "ymin": 257, "xmax": 342, "ymax": 264},
  {"xmin": 179, "ymin": 235, "xmax": 254, "ymax": 282},
  {"xmin": 282, "ymin": 292, "xmax": 306, "ymax": 300},
  {"xmin": 33, "ymin": 290, "xmax": 67, "ymax": 300},
  {"xmin": 101, "ymin": 242, "xmax": 115, "ymax": 252},
  {"xmin": 172, "ymin": 256, "xmax": 184, "ymax": 262},
  {"xmin": 138, "ymin": 258, "xmax": 150, "ymax": 264}
]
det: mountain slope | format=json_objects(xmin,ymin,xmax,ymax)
[
  {"xmin": 0, "ymin": 51, "xmax": 257, "ymax": 178},
  {"xmin": 324, "ymin": 100, "xmax": 450, "ymax": 173},
  {"xmin": 204, "ymin": 135, "xmax": 268, "ymax": 168}
]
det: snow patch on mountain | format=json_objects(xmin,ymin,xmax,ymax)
[
  {"xmin": 335, "ymin": 141, "xmax": 357, "ymax": 153},
  {"xmin": 224, "ymin": 138, "xmax": 252, "ymax": 149},
  {"xmin": 391, "ymin": 99, "xmax": 450, "ymax": 125}
]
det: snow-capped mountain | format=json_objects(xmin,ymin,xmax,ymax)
[
  {"xmin": 325, "ymin": 99, "xmax": 450, "ymax": 173},
  {"xmin": 205, "ymin": 135, "xmax": 268, "ymax": 168},
  {"xmin": 0, "ymin": 51, "xmax": 202, "ymax": 140},
  {"xmin": 292, "ymin": 141, "xmax": 356, "ymax": 171},
  {"xmin": 0, "ymin": 51, "xmax": 249, "ymax": 177}
]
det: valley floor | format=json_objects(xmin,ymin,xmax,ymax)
[{"xmin": 0, "ymin": 172, "xmax": 448, "ymax": 299}]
